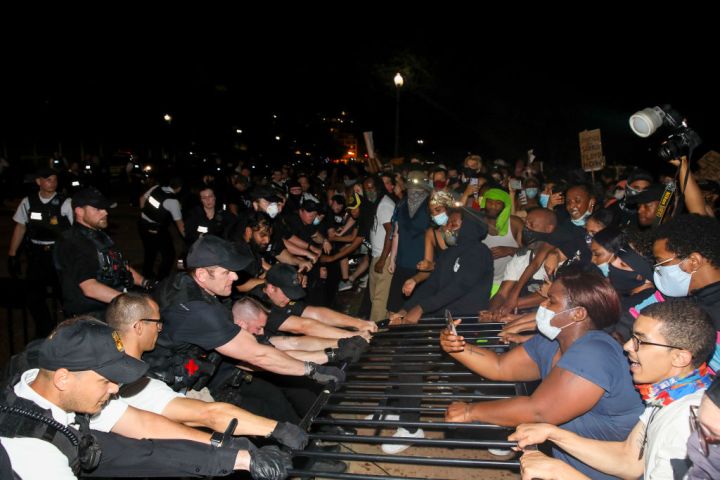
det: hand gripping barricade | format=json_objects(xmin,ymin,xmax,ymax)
[{"xmin": 287, "ymin": 315, "xmax": 528, "ymax": 479}]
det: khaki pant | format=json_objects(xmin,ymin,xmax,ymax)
[{"xmin": 369, "ymin": 256, "xmax": 394, "ymax": 322}]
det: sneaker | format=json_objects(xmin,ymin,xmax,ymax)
[
  {"xmin": 357, "ymin": 274, "xmax": 368, "ymax": 288},
  {"xmin": 364, "ymin": 413, "xmax": 400, "ymax": 421},
  {"xmin": 338, "ymin": 280, "xmax": 353, "ymax": 292},
  {"xmin": 487, "ymin": 448, "xmax": 513, "ymax": 456},
  {"xmin": 381, "ymin": 427, "xmax": 425, "ymax": 454}
]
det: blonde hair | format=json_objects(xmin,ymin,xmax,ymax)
[{"xmin": 429, "ymin": 190, "xmax": 454, "ymax": 208}]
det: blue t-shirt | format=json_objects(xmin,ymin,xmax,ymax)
[{"xmin": 523, "ymin": 331, "xmax": 644, "ymax": 480}]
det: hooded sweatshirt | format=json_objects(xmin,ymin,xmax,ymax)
[{"xmin": 403, "ymin": 212, "xmax": 493, "ymax": 315}]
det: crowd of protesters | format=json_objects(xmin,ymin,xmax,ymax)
[{"xmin": 2, "ymin": 146, "xmax": 720, "ymax": 479}]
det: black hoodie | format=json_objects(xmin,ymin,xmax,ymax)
[{"xmin": 404, "ymin": 212, "xmax": 493, "ymax": 315}]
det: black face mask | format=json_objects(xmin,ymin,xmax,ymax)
[
  {"xmin": 522, "ymin": 226, "xmax": 550, "ymax": 246},
  {"xmin": 608, "ymin": 264, "xmax": 646, "ymax": 294},
  {"xmin": 462, "ymin": 167, "xmax": 476, "ymax": 179}
]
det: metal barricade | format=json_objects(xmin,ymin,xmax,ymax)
[{"xmin": 289, "ymin": 316, "xmax": 525, "ymax": 479}]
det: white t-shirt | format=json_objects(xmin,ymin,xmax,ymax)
[
  {"xmin": 0, "ymin": 369, "xmax": 128, "ymax": 479},
  {"xmin": 140, "ymin": 185, "xmax": 182, "ymax": 224},
  {"xmin": 502, "ymin": 250, "xmax": 546, "ymax": 283},
  {"xmin": 638, "ymin": 390, "xmax": 704, "ymax": 479},
  {"xmin": 119, "ymin": 376, "xmax": 184, "ymax": 415},
  {"xmin": 370, "ymin": 195, "xmax": 395, "ymax": 257}
]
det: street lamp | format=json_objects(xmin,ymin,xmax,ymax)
[{"xmin": 393, "ymin": 72, "xmax": 404, "ymax": 157}]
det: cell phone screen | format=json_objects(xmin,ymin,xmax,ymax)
[{"xmin": 445, "ymin": 309, "xmax": 457, "ymax": 335}]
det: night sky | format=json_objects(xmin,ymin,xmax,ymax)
[{"xmin": 2, "ymin": 24, "xmax": 717, "ymax": 174}]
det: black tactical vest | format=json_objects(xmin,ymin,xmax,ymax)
[
  {"xmin": 141, "ymin": 187, "xmax": 177, "ymax": 225},
  {"xmin": 143, "ymin": 274, "xmax": 222, "ymax": 392},
  {"xmin": 26, "ymin": 193, "xmax": 71, "ymax": 242},
  {"xmin": 0, "ymin": 380, "xmax": 84, "ymax": 475},
  {"xmin": 76, "ymin": 226, "xmax": 134, "ymax": 291}
]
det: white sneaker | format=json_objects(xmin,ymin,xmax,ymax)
[
  {"xmin": 357, "ymin": 275, "xmax": 368, "ymax": 288},
  {"xmin": 338, "ymin": 280, "xmax": 353, "ymax": 292},
  {"xmin": 487, "ymin": 448, "xmax": 513, "ymax": 456},
  {"xmin": 364, "ymin": 413, "xmax": 399, "ymax": 421},
  {"xmin": 381, "ymin": 427, "xmax": 425, "ymax": 454}
]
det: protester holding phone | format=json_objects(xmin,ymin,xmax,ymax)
[{"xmin": 440, "ymin": 266, "xmax": 643, "ymax": 479}]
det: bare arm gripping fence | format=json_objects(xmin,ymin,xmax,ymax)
[{"xmin": 288, "ymin": 315, "xmax": 526, "ymax": 479}]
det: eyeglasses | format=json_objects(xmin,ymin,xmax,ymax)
[
  {"xmin": 690, "ymin": 405, "xmax": 720, "ymax": 456},
  {"xmin": 629, "ymin": 334, "xmax": 683, "ymax": 352},
  {"xmin": 140, "ymin": 318, "xmax": 163, "ymax": 331}
]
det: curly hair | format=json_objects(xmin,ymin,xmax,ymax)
[
  {"xmin": 653, "ymin": 214, "xmax": 720, "ymax": 267},
  {"xmin": 641, "ymin": 300, "xmax": 716, "ymax": 367},
  {"xmin": 556, "ymin": 265, "xmax": 621, "ymax": 330}
]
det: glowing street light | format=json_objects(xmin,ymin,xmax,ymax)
[{"xmin": 393, "ymin": 73, "xmax": 404, "ymax": 157}]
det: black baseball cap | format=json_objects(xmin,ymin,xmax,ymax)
[
  {"xmin": 266, "ymin": 263, "xmax": 306, "ymax": 300},
  {"xmin": 72, "ymin": 187, "xmax": 113, "ymax": 210},
  {"xmin": 36, "ymin": 167, "xmax": 59, "ymax": 178},
  {"xmin": 39, "ymin": 319, "xmax": 148, "ymax": 385},
  {"xmin": 627, "ymin": 169, "xmax": 654, "ymax": 185},
  {"xmin": 251, "ymin": 186, "xmax": 282, "ymax": 203},
  {"xmin": 187, "ymin": 235, "xmax": 254, "ymax": 271},
  {"xmin": 626, "ymin": 183, "xmax": 666, "ymax": 205}
]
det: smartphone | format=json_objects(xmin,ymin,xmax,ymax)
[
  {"xmin": 469, "ymin": 178, "xmax": 479, "ymax": 186},
  {"xmin": 509, "ymin": 178, "xmax": 522, "ymax": 190},
  {"xmin": 445, "ymin": 309, "xmax": 457, "ymax": 335}
]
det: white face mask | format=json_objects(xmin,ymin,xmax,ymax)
[
  {"xmin": 266, "ymin": 203, "xmax": 280, "ymax": 218},
  {"xmin": 653, "ymin": 259, "xmax": 694, "ymax": 297},
  {"xmin": 535, "ymin": 305, "xmax": 579, "ymax": 340}
]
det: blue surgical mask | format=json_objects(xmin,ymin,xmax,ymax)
[
  {"xmin": 539, "ymin": 193, "xmax": 550, "ymax": 208},
  {"xmin": 653, "ymin": 260, "xmax": 694, "ymax": 297},
  {"xmin": 571, "ymin": 211, "xmax": 591, "ymax": 227},
  {"xmin": 433, "ymin": 212, "xmax": 449, "ymax": 226},
  {"xmin": 596, "ymin": 262, "xmax": 610, "ymax": 277},
  {"xmin": 525, "ymin": 187, "xmax": 539, "ymax": 199},
  {"xmin": 535, "ymin": 306, "xmax": 578, "ymax": 340}
]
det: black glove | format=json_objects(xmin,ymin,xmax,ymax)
[
  {"xmin": 7, "ymin": 255, "xmax": 21, "ymax": 278},
  {"xmin": 270, "ymin": 421, "xmax": 309, "ymax": 450},
  {"xmin": 249, "ymin": 445, "xmax": 291, "ymax": 480},
  {"xmin": 141, "ymin": 278, "xmax": 159, "ymax": 292},
  {"xmin": 337, "ymin": 336, "xmax": 369, "ymax": 363},
  {"xmin": 305, "ymin": 362, "xmax": 346, "ymax": 386}
]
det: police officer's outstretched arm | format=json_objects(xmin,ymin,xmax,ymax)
[{"xmin": 216, "ymin": 329, "xmax": 345, "ymax": 385}]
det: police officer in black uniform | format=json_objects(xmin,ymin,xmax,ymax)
[
  {"xmin": 184, "ymin": 186, "xmax": 237, "ymax": 246},
  {"xmin": 7, "ymin": 167, "xmax": 72, "ymax": 338},
  {"xmin": 54, "ymin": 187, "xmax": 147, "ymax": 320},
  {"xmin": 138, "ymin": 176, "xmax": 184, "ymax": 280},
  {"xmin": 145, "ymin": 235, "xmax": 345, "ymax": 423}
]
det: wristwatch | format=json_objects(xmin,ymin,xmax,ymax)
[
  {"xmin": 210, "ymin": 431, "xmax": 224, "ymax": 447},
  {"xmin": 325, "ymin": 347, "xmax": 338, "ymax": 362}
]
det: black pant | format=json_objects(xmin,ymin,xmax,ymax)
[
  {"xmin": 26, "ymin": 245, "xmax": 60, "ymax": 338},
  {"xmin": 138, "ymin": 221, "xmax": 175, "ymax": 280},
  {"xmin": 208, "ymin": 363, "xmax": 301, "ymax": 424}
]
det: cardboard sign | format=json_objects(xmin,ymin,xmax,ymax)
[{"xmin": 579, "ymin": 129, "xmax": 605, "ymax": 172}]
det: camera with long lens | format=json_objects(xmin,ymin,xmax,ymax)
[{"xmin": 629, "ymin": 104, "xmax": 702, "ymax": 161}]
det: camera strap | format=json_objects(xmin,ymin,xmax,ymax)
[{"xmin": 653, "ymin": 181, "xmax": 676, "ymax": 227}]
